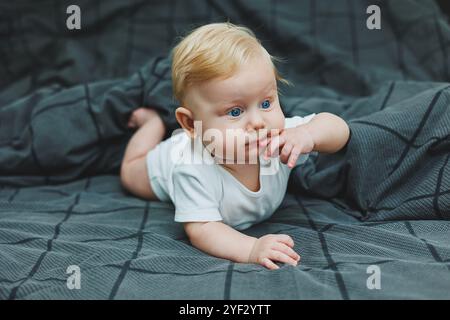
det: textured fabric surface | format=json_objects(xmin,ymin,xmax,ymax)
[{"xmin": 0, "ymin": 0, "xmax": 449, "ymax": 299}]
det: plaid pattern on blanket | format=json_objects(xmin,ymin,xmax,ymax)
[{"xmin": 0, "ymin": 0, "xmax": 449, "ymax": 299}]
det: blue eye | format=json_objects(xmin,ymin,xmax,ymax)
[
  {"xmin": 227, "ymin": 107, "xmax": 243, "ymax": 117},
  {"xmin": 261, "ymin": 100, "xmax": 271, "ymax": 109}
]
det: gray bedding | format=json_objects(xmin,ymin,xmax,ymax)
[{"xmin": 0, "ymin": 0, "xmax": 449, "ymax": 299}]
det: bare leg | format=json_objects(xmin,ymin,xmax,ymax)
[{"xmin": 121, "ymin": 108, "xmax": 166, "ymax": 199}]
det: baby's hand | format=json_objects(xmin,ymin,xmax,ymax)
[
  {"xmin": 248, "ymin": 234, "xmax": 300, "ymax": 270},
  {"xmin": 260, "ymin": 126, "xmax": 315, "ymax": 168}
]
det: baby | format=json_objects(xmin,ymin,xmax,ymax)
[{"xmin": 120, "ymin": 23, "xmax": 350, "ymax": 270}]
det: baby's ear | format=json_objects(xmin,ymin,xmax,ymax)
[{"xmin": 175, "ymin": 107, "xmax": 196, "ymax": 138}]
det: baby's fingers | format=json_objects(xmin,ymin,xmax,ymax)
[
  {"xmin": 265, "ymin": 133, "xmax": 286, "ymax": 159},
  {"xmin": 280, "ymin": 142, "xmax": 293, "ymax": 164},
  {"xmin": 259, "ymin": 137, "xmax": 269, "ymax": 147},
  {"xmin": 275, "ymin": 234, "xmax": 295, "ymax": 248},
  {"xmin": 261, "ymin": 257, "xmax": 279, "ymax": 270},
  {"xmin": 274, "ymin": 242, "xmax": 301, "ymax": 262},
  {"xmin": 287, "ymin": 145, "xmax": 302, "ymax": 168},
  {"xmin": 269, "ymin": 250, "xmax": 298, "ymax": 267}
]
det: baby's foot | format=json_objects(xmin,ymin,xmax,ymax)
[{"xmin": 128, "ymin": 107, "xmax": 162, "ymax": 129}]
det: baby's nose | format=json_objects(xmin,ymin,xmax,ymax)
[{"xmin": 247, "ymin": 110, "xmax": 266, "ymax": 131}]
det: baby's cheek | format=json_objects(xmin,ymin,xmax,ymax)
[
  {"xmin": 202, "ymin": 134, "xmax": 224, "ymax": 157},
  {"xmin": 272, "ymin": 112, "xmax": 285, "ymax": 131},
  {"xmin": 267, "ymin": 104, "xmax": 285, "ymax": 128},
  {"xmin": 217, "ymin": 137, "xmax": 236, "ymax": 160},
  {"xmin": 224, "ymin": 138, "xmax": 241, "ymax": 160}
]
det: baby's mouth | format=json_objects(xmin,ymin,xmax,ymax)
[
  {"xmin": 244, "ymin": 141, "xmax": 266, "ymax": 156},
  {"xmin": 245, "ymin": 130, "xmax": 268, "ymax": 145},
  {"xmin": 245, "ymin": 140, "xmax": 258, "ymax": 148}
]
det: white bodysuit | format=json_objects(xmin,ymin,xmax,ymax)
[{"xmin": 146, "ymin": 114, "xmax": 316, "ymax": 230}]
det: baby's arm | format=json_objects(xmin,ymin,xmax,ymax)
[
  {"xmin": 184, "ymin": 221, "xmax": 300, "ymax": 270},
  {"xmin": 303, "ymin": 112, "xmax": 350, "ymax": 153},
  {"xmin": 262, "ymin": 112, "xmax": 350, "ymax": 166}
]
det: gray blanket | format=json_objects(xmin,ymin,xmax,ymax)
[{"xmin": 0, "ymin": 0, "xmax": 449, "ymax": 299}]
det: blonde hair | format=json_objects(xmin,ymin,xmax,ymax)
[{"xmin": 171, "ymin": 22, "xmax": 290, "ymax": 104}]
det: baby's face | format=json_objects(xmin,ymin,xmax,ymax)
[{"xmin": 184, "ymin": 53, "xmax": 285, "ymax": 163}]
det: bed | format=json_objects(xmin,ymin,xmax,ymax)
[{"xmin": 0, "ymin": 0, "xmax": 449, "ymax": 299}]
